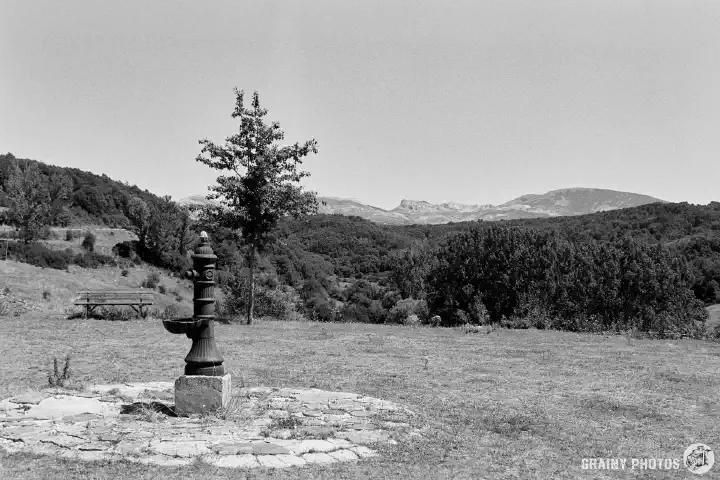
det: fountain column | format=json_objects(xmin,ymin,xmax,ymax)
[{"xmin": 162, "ymin": 232, "xmax": 231, "ymax": 415}]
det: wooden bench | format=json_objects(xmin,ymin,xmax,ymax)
[{"xmin": 74, "ymin": 290, "xmax": 154, "ymax": 318}]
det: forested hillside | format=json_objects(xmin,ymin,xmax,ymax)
[{"xmin": 1, "ymin": 153, "xmax": 718, "ymax": 338}]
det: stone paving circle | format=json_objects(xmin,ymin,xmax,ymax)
[{"xmin": 0, "ymin": 382, "xmax": 420, "ymax": 469}]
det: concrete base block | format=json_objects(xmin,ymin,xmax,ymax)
[{"xmin": 174, "ymin": 374, "xmax": 231, "ymax": 416}]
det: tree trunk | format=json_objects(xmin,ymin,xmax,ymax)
[{"xmin": 246, "ymin": 245, "xmax": 256, "ymax": 325}]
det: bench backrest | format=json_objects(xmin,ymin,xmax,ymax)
[{"xmin": 76, "ymin": 290, "xmax": 154, "ymax": 302}]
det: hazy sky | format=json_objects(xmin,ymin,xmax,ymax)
[{"xmin": 2, "ymin": 0, "xmax": 719, "ymax": 210}]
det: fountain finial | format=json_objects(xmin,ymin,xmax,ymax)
[{"xmin": 200, "ymin": 231, "xmax": 208, "ymax": 240}]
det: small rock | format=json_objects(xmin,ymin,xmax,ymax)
[{"xmin": 303, "ymin": 410, "xmax": 323, "ymax": 418}]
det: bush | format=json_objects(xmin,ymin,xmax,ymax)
[
  {"xmin": 158, "ymin": 304, "xmax": 181, "ymax": 320},
  {"xmin": 223, "ymin": 269, "xmax": 299, "ymax": 321},
  {"xmin": 65, "ymin": 230, "xmax": 75, "ymax": 241},
  {"xmin": 73, "ymin": 252, "xmax": 116, "ymax": 268},
  {"xmin": 81, "ymin": 231, "xmax": 96, "ymax": 252},
  {"xmin": 0, "ymin": 302, "xmax": 9, "ymax": 316},
  {"xmin": 112, "ymin": 240, "xmax": 138, "ymax": 259},
  {"xmin": 121, "ymin": 269, "xmax": 129, "ymax": 277},
  {"xmin": 6, "ymin": 241, "xmax": 72, "ymax": 270},
  {"xmin": 102, "ymin": 306, "xmax": 135, "ymax": 321},
  {"xmin": 142, "ymin": 272, "xmax": 161, "ymax": 289},
  {"xmin": 388, "ymin": 297, "xmax": 428, "ymax": 324},
  {"xmin": 158, "ymin": 284, "xmax": 167, "ymax": 294}
]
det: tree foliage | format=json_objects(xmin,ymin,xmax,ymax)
[
  {"xmin": 193, "ymin": 89, "xmax": 319, "ymax": 324},
  {"xmin": 3, "ymin": 159, "xmax": 52, "ymax": 243}
]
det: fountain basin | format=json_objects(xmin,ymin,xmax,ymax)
[{"xmin": 162, "ymin": 318, "xmax": 208, "ymax": 335}]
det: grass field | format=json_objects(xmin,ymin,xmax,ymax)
[
  {"xmin": 0, "ymin": 259, "xmax": 195, "ymax": 318},
  {"xmin": 1, "ymin": 313, "xmax": 719, "ymax": 479}
]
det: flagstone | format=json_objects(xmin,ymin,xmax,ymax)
[
  {"xmin": 113, "ymin": 440, "xmax": 147, "ymax": 455},
  {"xmin": 151, "ymin": 440, "xmax": 211, "ymax": 457},
  {"xmin": 327, "ymin": 438, "xmax": 354, "ymax": 449},
  {"xmin": 252, "ymin": 442, "xmax": 290, "ymax": 455},
  {"xmin": 9, "ymin": 392, "xmax": 47, "ymax": 405},
  {"xmin": 289, "ymin": 439, "xmax": 336, "ymax": 454},
  {"xmin": 302, "ymin": 452, "xmax": 337, "ymax": 464},
  {"xmin": 208, "ymin": 454, "xmax": 260, "ymax": 468},
  {"xmin": 79, "ymin": 441, "xmax": 112, "ymax": 451},
  {"xmin": 74, "ymin": 450, "xmax": 115, "ymax": 462},
  {"xmin": 39, "ymin": 433, "xmax": 88, "ymax": 448},
  {"xmin": 276, "ymin": 453, "xmax": 306, "ymax": 466},
  {"xmin": 329, "ymin": 449, "xmax": 359, "ymax": 461},
  {"xmin": 209, "ymin": 441, "xmax": 255, "ymax": 455},
  {"xmin": 257, "ymin": 454, "xmax": 288, "ymax": 468},
  {"xmin": 350, "ymin": 446, "xmax": 378, "ymax": 458}
]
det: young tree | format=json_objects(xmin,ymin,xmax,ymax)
[{"xmin": 195, "ymin": 89, "xmax": 319, "ymax": 324}]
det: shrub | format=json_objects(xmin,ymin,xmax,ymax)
[
  {"xmin": 223, "ymin": 270, "xmax": 299, "ymax": 321},
  {"xmin": 112, "ymin": 240, "xmax": 138, "ymax": 259},
  {"xmin": 42, "ymin": 286, "xmax": 51, "ymax": 300},
  {"xmin": 0, "ymin": 302, "xmax": 9, "ymax": 316},
  {"xmin": 157, "ymin": 284, "xmax": 167, "ymax": 295},
  {"xmin": 102, "ymin": 306, "xmax": 135, "ymax": 321},
  {"xmin": 121, "ymin": 269, "xmax": 129, "ymax": 277},
  {"xmin": 142, "ymin": 272, "xmax": 161, "ymax": 289},
  {"xmin": 159, "ymin": 304, "xmax": 181, "ymax": 320},
  {"xmin": 73, "ymin": 252, "xmax": 116, "ymax": 268},
  {"xmin": 65, "ymin": 229, "xmax": 74, "ymax": 241},
  {"xmin": 6, "ymin": 241, "xmax": 72, "ymax": 270},
  {"xmin": 81, "ymin": 231, "xmax": 96, "ymax": 252}
]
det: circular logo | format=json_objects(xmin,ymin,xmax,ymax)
[
  {"xmin": 204, "ymin": 270, "xmax": 214, "ymax": 280},
  {"xmin": 684, "ymin": 443, "xmax": 714, "ymax": 475}
]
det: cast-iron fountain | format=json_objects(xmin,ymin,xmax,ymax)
[{"xmin": 162, "ymin": 231, "xmax": 230, "ymax": 414}]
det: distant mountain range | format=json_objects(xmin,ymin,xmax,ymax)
[{"xmin": 178, "ymin": 188, "xmax": 667, "ymax": 225}]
